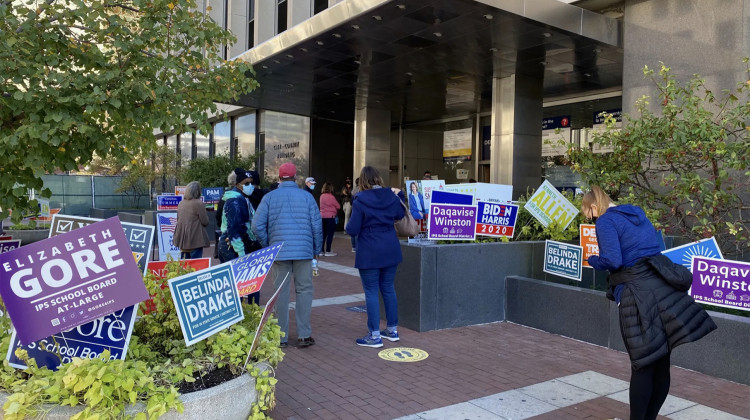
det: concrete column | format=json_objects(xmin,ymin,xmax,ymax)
[
  {"xmin": 256, "ymin": 0, "xmax": 275, "ymax": 44},
  {"xmin": 489, "ymin": 73, "xmax": 543, "ymax": 198},
  {"xmin": 290, "ymin": 0, "xmax": 312, "ymax": 27},
  {"xmin": 354, "ymin": 107, "xmax": 391, "ymax": 185},
  {"xmin": 228, "ymin": 0, "xmax": 248, "ymax": 58}
]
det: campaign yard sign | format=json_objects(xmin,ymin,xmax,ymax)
[
  {"xmin": 157, "ymin": 195, "xmax": 182, "ymax": 210},
  {"xmin": 245, "ymin": 275, "xmax": 288, "ymax": 366},
  {"xmin": 231, "ymin": 243, "xmax": 283, "ymax": 297},
  {"xmin": 428, "ymin": 203, "xmax": 477, "ymax": 241},
  {"xmin": 691, "ymin": 256, "xmax": 750, "ymax": 312},
  {"xmin": 7, "ymin": 306, "xmax": 137, "ymax": 370},
  {"xmin": 524, "ymin": 180, "xmax": 578, "ymax": 229},
  {"xmin": 661, "ymin": 237, "xmax": 723, "ymax": 271},
  {"xmin": 48, "ymin": 215, "xmax": 155, "ymax": 277},
  {"xmin": 476, "ymin": 202, "xmax": 518, "ymax": 238},
  {"xmin": 143, "ymin": 258, "xmax": 212, "ymax": 314},
  {"xmin": 169, "ymin": 264, "xmax": 243, "ymax": 346},
  {"xmin": 0, "ymin": 239, "xmax": 22, "ymax": 254},
  {"xmin": 202, "ymin": 187, "xmax": 224, "ymax": 205},
  {"xmin": 156, "ymin": 213, "xmax": 180, "ymax": 261},
  {"xmin": 0, "ymin": 217, "xmax": 149, "ymax": 344},
  {"xmin": 543, "ymin": 240, "xmax": 583, "ymax": 281},
  {"xmin": 579, "ymin": 224, "xmax": 599, "ymax": 268}
]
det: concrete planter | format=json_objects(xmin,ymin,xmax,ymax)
[
  {"xmin": 395, "ymin": 241, "xmax": 540, "ymax": 332},
  {"xmin": 506, "ymin": 276, "xmax": 750, "ymax": 386},
  {"xmin": 0, "ymin": 364, "xmax": 269, "ymax": 419}
]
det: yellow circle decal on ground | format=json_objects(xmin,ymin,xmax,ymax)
[{"xmin": 378, "ymin": 347, "xmax": 429, "ymax": 362}]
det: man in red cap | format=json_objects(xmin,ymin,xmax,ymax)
[{"xmin": 252, "ymin": 162, "xmax": 323, "ymax": 348}]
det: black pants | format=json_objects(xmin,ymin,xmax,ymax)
[
  {"xmin": 629, "ymin": 352, "xmax": 671, "ymax": 420},
  {"xmin": 322, "ymin": 217, "xmax": 336, "ymax": 252}
]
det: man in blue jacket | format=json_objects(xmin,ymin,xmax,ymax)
[{"xmin": 252, "ymin": 162, "xmax": 323, "ymax": 348}]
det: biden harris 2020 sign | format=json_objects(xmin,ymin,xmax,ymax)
[{"xmin": 0, "ymin": 217, "xmax": 148, "ymax": 344}]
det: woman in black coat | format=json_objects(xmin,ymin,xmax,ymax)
[{"xmin": 582, "ymin": 186, "xmax": 717, "ymax": 420}]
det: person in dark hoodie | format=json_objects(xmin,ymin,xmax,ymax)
[
  {"xmin": 582, "ymin": 186, "xmax": 716, "ymax": 420},
  {"xmin": 345, "ymin": 166, "xmax": 405, "ymax": 348},
  {"xmin": 246, "ymin": 170, "xmax": 265, "ymax": 210},
  {"xmin": 219, "ymin": 168, "xmax": 262, "ymax": 305}
]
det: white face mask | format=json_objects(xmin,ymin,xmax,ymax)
[{"xmin": 242, "ymin": 184, "xmax": 255, "ymax": 195}]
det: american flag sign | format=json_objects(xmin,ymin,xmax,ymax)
[{"xmin": 159, "ymin": 215, "xmax": 177, "ymax": 233}]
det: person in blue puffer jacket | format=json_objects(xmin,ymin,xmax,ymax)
[
  {"xmin": 219, "ymin": 168, "xmax": 262, "ymax": 304},
  {"xmin": 252, "ymin": 162, "xmax": 323, "ymax": 348},
  {"xmin": 582, "ymin": 185, "xmax": 715, "ymax": 420}
]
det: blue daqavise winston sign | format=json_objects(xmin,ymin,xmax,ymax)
[
  {"xmin": 543, "ymin": 240, "xmax": 583, "ymax": 281},
  {"xmin": 169, "ymin": 264, "xmax": 243, "ymax": 346},
  {"xmin": 690, "ymin": 256, "xmax": 750, "ymax": 312}
]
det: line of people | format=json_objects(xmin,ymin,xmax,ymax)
[{"xmin": 177, "ymin": 163, "xmax": 405, "ymax": 349}]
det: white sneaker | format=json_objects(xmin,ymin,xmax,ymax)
[{"xmin": 325, "ymin": 252, "xmax": 337, "ymax": 257}]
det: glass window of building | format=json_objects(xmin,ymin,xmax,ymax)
[
  {"xmin": 276, "ymin": 0, "xmax": 287, "ymax": 34},
  {"xmin": 236, "ymin": 113, "xmax": 256, "ymax": 158},
  {"xmin": 247, "ymin": 0, "xmax": 255, "ymax": 49},
  {"xmin": 166, "ymin": 135, "xmax": 177, "ymax": 153},
  {"xmin": 179, "ymin": 133, "xmax": 193, "ymax": 163},
  {"xmin": 214, "ymin": 120, "xmax": 231, "ymax": 156},
  {"xmin": 195, "ymin": 130, "xmax": 210, "ymax": 158},
  {"xmin": 261, "ymin": 110, "xmax": 310, "ymax": 182},
  {"xmin": 313, "ymin": 0, "xmax": 326, "ymax": 14}
]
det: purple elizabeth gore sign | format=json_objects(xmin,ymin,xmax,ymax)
[
  {"xmin": 0, "ymin": 217, "xmax": 149, "ymax": 344},
  {"xmin": 691, "ymin": 256, "xmax": 750, "ymax": 312},
  {"xmin": 428, "ymin": 203, "xmax": 477, "ymax": 240}
]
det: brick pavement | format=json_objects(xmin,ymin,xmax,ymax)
[{"xmin": 246, "ymin": 236, "xmax": 750, "ymax": 419}]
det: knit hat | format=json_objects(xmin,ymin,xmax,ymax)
[
  {"xmin": 234, "ymin": 167, "xmax": 252, "ymax": 184},
  {"xmin": 279, "ymin": 162, "xmax": 296, "ymax": 179},
  {"xmin": 248, "ymin": 170, "xmax": 261, "ymax": 186}
]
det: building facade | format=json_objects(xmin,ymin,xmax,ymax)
[{"xmin": 159, "ymin": 0, "xmax": 749, "ymax": 197}]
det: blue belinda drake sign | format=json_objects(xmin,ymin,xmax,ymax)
[{"xmin": 169, "ymin": 265, "xmax": 243, "ymax": 346}]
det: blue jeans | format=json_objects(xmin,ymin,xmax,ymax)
[
  {"xmin": 180, "ymin": 248, "xmax": 203, "ymax": 259},
  {"xmin": 358, "ymin": 265, "xmax": 398, "ymax": 333}
]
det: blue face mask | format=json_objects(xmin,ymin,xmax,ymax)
[
  {"xmin": 242, "ymin": 184, "xmax": 255, "ymax": 195},
  {"xmin": 309, "ymin": 184, "xmax": 315, "ymax": 191}
]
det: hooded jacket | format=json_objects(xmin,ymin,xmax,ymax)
[
  {"xmin": 219, "ymin": 188, "xmax": 256, "ymax": 256},
  {"xmin": 590, "ymin": 204, "xmax": 717, "ymax": 370},
  {"xmin": 345, "ymin": 187, "xmax": 405, "ymax": 269},
  {"xmin": 588, "ymin": 204, "xmax": 663, "ymax": 271}
]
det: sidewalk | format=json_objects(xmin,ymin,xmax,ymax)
[{"xmin": 257, "ymin": 235, "xmax": 749, "ymax": 420}]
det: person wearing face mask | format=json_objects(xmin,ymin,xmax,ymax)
[
  {"xmin": 304, "ymin": 177, "xmax": 316, "ymax": 196},
  {"xmin": 218, "ymin": 168, "xmax": 263, "ymax": 304},
  {"xmin": 246, "ymin": 170, "xmax": 265, "ymax": 210},
  {"xmin": 581, "ymin": 186, "xmax": 716, "ymax": 420}
]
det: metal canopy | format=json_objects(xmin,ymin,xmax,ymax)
[{"xmin": 234, "ymin": 0, "xmax": 623, "ymax": 124}]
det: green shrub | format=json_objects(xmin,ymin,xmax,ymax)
[{"xmin": 0, "ymin": 260, "xmax": 283, "ymax": 419}]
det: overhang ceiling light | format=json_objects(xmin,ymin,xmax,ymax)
[
  {"xmin": 332, "ymin": 33, "xmax": 341, "ymax": 38},
  {"xmin": 286, "ymin": 54, "xmax": 294, "ymax": 58},
  {"xmin": 316, "ymin": 40, "xmax": 324, "ymax": 45},
  {"xmin": 372, "ymin": 15, "xmax": 382, "ymax": 21},
  {"xmin": 433, "ymin": 32, "xmax": 442, "ymax": 37},
  {"xmin": 396, "ymin": 4, "xmax": 405, "ymax": 10},
  {"xmin": 489, "ymin": 47, "xmax": 498, "ymax": 52},
  {"xmin": 483, "ymin": 14, "xmax": 493, "ymax": 20},
  {"xmin": 542, "ymin": 32, "xmax": 551, "ymax": 38},
  {"xmin": 351, "ymin": 24, "xmax": 360, "ymax": 30}
]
